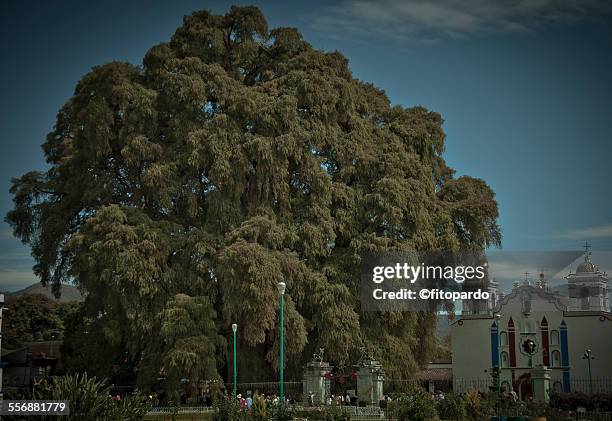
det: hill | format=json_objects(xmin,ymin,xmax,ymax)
[{"xmin": 7, "ymin": 283, "xmax": 84, "ymax": 303}]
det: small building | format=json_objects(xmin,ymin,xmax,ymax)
[
  {"xmin": 416, "ymin": 361, "xmax": 453, "ymax": 393},
  {"xmin": 1, "ymin": 340, "xmax": 63, "ymax": 395}
]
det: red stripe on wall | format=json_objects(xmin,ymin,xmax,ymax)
[{"xmin": 541, "ymin": 317, "xmax": 550, "ymax": 367}]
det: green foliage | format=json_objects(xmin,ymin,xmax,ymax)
[
  {"xmin": 6, "ymin": 5, "xmax": 501, "ymax": 389},
  {"xmin": 267, "ymin": 403, "xmax": 295, "ymax": 421},
  {"xmin": 112, "ymin": 391, "xmax": 151, "ymax": 421},
  {"xmin": 155, "ymin": 294, "xmax": 225, "ymax": 396},
  {"xmin": 36, "ymin": 373, "xmax": 150, "ymax": 421},
  {"xmin": 436, "ymin": 393, "xmax": 466, "ymax": 420},
  {"xmin": 60, "ymin": 299, "xmax": 126, "ymax": 379},
  {"xmin": 213, "ymin": 398, "xmax": 248, "ymax": 421},
  {"xmin": 251, "ymin": 393, "xmax": 268, "ymax": 421},
  {"xmin": 462, "ymin": 389, "xmax": 493, "ymax": 421},
  {"xmin": 489, "ymin": 366, "xmax": 500, "ymax": 392},
  {"xmin": 2, "ymin": 294, "xmax": 78, "ymax": 349},
  {"xmin": 550, "ymin": 392, "xmax": 612, "ymax": 412},
  {"xmin": 298, "ymin": 406, "xmax": 351, "ymax": 421},
  {"xmin": 388, "ymin": 387, "xmax": 438, "ymax": 421}
]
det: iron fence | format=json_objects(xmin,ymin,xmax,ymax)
[
  {"xmin": 568, "ymin": 378, "xmax": 612, "ymax": 394},
  {"xmin": 447, "ymin": 377, "xmax": 612, "ymax": 395},
  {"xmin": 144, "ymin": 405, "xmax": 612, "ymax": 421},
  {"xmin": 147, "ymin": 406, "xmax": 215, "ymax": 414},
  {"xmin": 225, "ymin": 381, "xmax": 303, "ymax": 398},
  {"xmin": 538, "ymin": 411, "xmax": 612, "ymax": 421}
]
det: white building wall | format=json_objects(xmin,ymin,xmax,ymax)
[
  {"xmin": 451, "ymin": 287, "xmax": 612, "ymax": 395},
  {"xmin": 565, "ymin": 314, "xmax": 612, "ymax": 393}
]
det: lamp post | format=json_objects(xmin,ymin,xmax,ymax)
[
  {"xmin": 583, "ymin": 349, "xmax": 594, "ymax": 394},
  {"xmin": 277, "ymin": 282, "xmax": 286, "ymax": 404},
  {"xmin": 232, "ymin": 323, "xmax": 238, "ymax": 399}
]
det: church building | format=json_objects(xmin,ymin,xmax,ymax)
[{"xmin": 451, "ymin": 251, "xmax": 611, "ymax": 398}]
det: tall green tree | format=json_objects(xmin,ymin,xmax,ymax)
[
  {"xmin": 6, "ymin": 6, "xmax": 501, "ymax": 389},
  {"xmin": 2, "ymin": 294, "xmax": 78, "ymax": 349}
]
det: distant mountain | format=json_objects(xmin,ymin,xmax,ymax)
[{"xmin": 7, "ymin": 283, "xmax": 84, "ymax": 303}]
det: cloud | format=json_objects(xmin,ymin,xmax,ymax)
[
  {"xmin": 309, "ymin": 0, "xmax": 612, "ymax": 43},
  {"xmin": 555, "ymin": 222, "xmax": 612, "ymax": 239}
]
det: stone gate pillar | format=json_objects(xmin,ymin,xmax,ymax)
[
  {"xmin": 531, "ymin": 365, "xmax": 551, "ymax": 403},
  {"xmin": 302, "ymin": 349, "xmax": 332, "ymax": 406},
  {"xmin": 356, "ymin": 357, "xmax": 384, "ymax": 406}
]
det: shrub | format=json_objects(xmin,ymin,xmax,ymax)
[
  {"xmin": 462, "ymin": 389, "xmax": 492, "ymax": 421},
  {"xmin": 267, "ymin": 403, "xmax": 295, "ymax": 421},
  {"xmin": 436, "ymin": 393, "xmax": 466, "ymax": 420},
  {"xmin": 322, "ymin": 406, "xmax": 352, "ymax": 421},
  {"xmin": 36, "ymin": 373, "xmax": 150, "ymax": 421},
  {"xmin": 114, "ymin": 390, "xmax": 150, "ymax": 421},
  {"xmin": 297, "ymin": 406, "xmax": 351, "ymax": 421},
  {"xmin": 251, "ymin": 393, "xmax": 268, "ymax": 421},
  {"xmin": 387, "ymin": 386, "xmax": 438, "ymax": 421},
  {"xmin": 550, "ymin": 392, "xmax": 612, "ymax": 412},
  {"xmin": 213, "ymin": 398, "xmax": 248, "ymax": 421}
]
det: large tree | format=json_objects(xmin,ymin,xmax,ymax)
[
  {"xmin": 6, "ymin": 6, "xmax": 500, "ymax": 391},
  {"xmin": 1, "ymin": 294, "xmax": 78, "ymax": 349}
]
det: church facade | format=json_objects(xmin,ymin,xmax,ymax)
[{"xmin": 451, "ymin": 252, "xmax": 612, "ymax": 397}]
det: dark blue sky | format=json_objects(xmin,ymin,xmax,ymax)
[{"xmin": 1, "ymin": 0, "xmax": 611, "ymax": 291}]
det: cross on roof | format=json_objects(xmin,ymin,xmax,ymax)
[
  {"xmin": 524, "ymin": 271, "xmax": 530, "ymax": 280},
  {"xmin": 584, "ymin": 241, "xmax": 591, "ymax": 253}
]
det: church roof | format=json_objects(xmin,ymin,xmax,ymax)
[
  {"xmin": 495, "ymin": 284, "xmax": 568, "ymax": 313},
  {"xmin": 576, "ymin": 254, "xmax": 596, "ymax": 273}
]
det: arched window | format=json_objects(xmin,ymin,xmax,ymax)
[
  {"xmin": 580, "ymin": 287, "xmax": 590, "ymax": 310},
  {"xmin": 551, "ymin": 350, "xmax": 561, "ymax": 368},
  {"xmin": 500, "ymin": 331, "xmax": 508, "ymax": 346},
  {"xmin": 501, "ymin": 351, "xmax": 509, "ymax": 368},
  {"xmin": 553, "ymin": 381, "xmax": 563, "ymax": 394},
  {"xmin": 550, "ymin": 330, "xmax": 560, "ymax": 346}
]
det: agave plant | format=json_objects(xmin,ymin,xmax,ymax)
[{"xmin": 37, "ymin": 373, "xmax": 149, "ymax": 421}]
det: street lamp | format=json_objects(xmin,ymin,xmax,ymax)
[
  {"xmin": 232, "ymin": 323, "xmax": 238, "ymax": 399},
  {"xmin": 583, "ymin": 349, "xmax": 595, "ymax": 394},
  {"xmin": 277, "ymin": 281, "xmax": 286, "ymax": 404}
]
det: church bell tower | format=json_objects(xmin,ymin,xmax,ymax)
[{"xmin": 566, "ymin": 244, "xmax": 609, "ymax": 312}]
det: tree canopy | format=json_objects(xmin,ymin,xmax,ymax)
[
  {"xmin": 6, "ymin": 6, "xmax": 501, "ymax": 391},
  {"xmin": 1, "ymin": 293, "xmax": 79, "ymax": 349}
]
